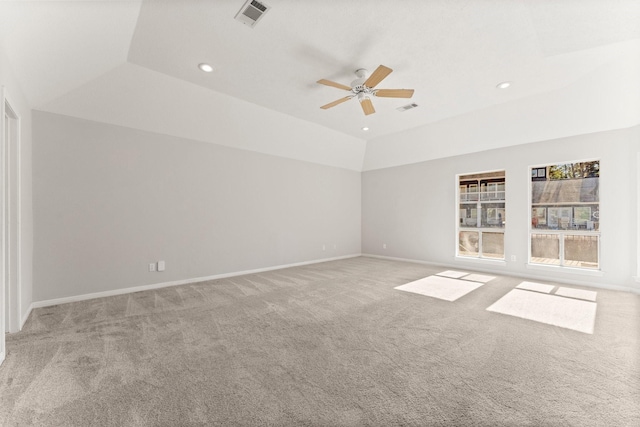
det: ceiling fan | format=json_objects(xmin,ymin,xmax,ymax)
[{"xmin": 317, "ymin": 65, "xmax": 414, "ymax": 116}]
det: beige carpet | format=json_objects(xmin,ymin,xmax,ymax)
[{"xmin": 1, "ymin": 257, "xmax": 639, "ymax": 426}]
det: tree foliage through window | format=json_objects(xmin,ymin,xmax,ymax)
[{"xmin": 548, "ymin": 161, "xmax": 599, "ymax": 180}]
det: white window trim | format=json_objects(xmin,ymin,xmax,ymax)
[
  {"xmin": 526, "ymin": 263, "xmax": 604, "ymax": 277},
  {"xmin": 454, "ymin": 255, "xmax": 507, "ymax": 267},
  {"xmin": 456, "ymin": 170, "xmax": 506, "ymax": 261},
  {"xmin": 527, "ymin": 160, "xmax": 601, "ymax": 271}
]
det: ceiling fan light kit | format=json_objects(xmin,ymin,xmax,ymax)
[{"xmin": 317, "ymin": 65, "xmax": 415, "ymax": 116}]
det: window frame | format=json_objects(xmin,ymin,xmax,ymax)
[
  {"xmin": 456, "ymin": 170, "xmax": 506, "ymax": 261},
  {"xmin": 528, "ymin": 160, "xmax": 601, "ymax": 271}
]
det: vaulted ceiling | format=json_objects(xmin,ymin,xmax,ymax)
[{"xmin": 1, "ymin": 0, "xmax": 639, "ymax": 169}]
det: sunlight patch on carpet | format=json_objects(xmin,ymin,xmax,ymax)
[
  {"xmin": 516, "ymin": 281, "xmax": 555, "ymax": 294},
  {"xmin": 462, "ymin": 273, "xmax": 495, "ymax": 283},
  {"xmin": 487, "ymin": 289, "xmax": 597, "ymax": 334},
  {"xmin": 395, "ymin": 276, "xmax": 484, "ymax": 302},
  {"xmin": 436, "ymin": 270, "xmax": 468, "ymax": 279},
  {"xmin": 555, "ymin": 287, "xmax": 597, "ymax": 302}
]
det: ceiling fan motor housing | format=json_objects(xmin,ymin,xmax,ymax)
[
  {"xmin": 350, "ymin": 79, "xmax": 366, "ymax": 89},
  {"xmin": 317, "ymin": 64, "xmax": 413, "ymax": 114},
  {"xmin": 353, "ymin": 85, "xmax": 375, "ymax": 98},
  {"xmin": 351, "ymin": 68, "xmax": 376, "ymax": 100},
  {"xmin": 351, "ymin": 68, "xmax": 368, "ymax": 92}
]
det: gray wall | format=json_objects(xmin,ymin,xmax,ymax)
[
  {"xmin": 33, "ymin": 111, "xmax": 361, "ymax": 301},
  {"xmin": 362, "ymin": 125, "xmax": 639, "ymax": 290}
]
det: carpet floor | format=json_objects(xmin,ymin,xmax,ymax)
[{"xmin": 1, "ymin": 257, "xmax": 638, "ymax": 426}]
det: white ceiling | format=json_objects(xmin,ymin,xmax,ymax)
[
  {"xmin": 126, "ymin": 0, "xmax": 640, "ymax": 140},
  {"xmin": 0, "ymin": 0, "xmax": 141, "ymax": 107},
  {"xmin": 1, "ymin": 0, "xmax": 639, "ymax": 167}
]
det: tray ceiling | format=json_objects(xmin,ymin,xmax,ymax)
[{"xmin": 1, "ymin": 0, "xmax": 639, "ymax": 148}]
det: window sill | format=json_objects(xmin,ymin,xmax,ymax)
[
  {"xmin": 526, "ymin": 263, "xmax": 604, "ymax": 277},
  {"xmin": 455, "ymin": 256, "xmax": 507, "ymax": 267}
]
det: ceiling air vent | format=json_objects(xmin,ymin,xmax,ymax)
[
  {"xmin": 396, "ymin": 103, "xmax": 419, "ymax": 112},
  {"xmin": 235, "ymin": 0, "xmax": 270, "ymax": 28}
]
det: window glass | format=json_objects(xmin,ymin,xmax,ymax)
[
  {"xmin": 530, "ymin": 161, "xmax": 599, "ymax": 269},
  {"xmin": 459, "ymin": 231, "xmax": 479, "ymax": 257},
  {"xmin": 482, "ymin": 232, "xmax": 505, "ymax": 259},
  {"xmin": 531, "ymin": 233, "xmax": 561, "ymax": 265},
  {"xmin": 458, "ymin": 171, "xmax": 505, "ymax": 260}
]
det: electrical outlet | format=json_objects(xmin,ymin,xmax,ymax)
[
  {"xmin": 157, "ymin": 260, "xmax": 166, "ymax": 272},
  {"xmin": 322, "ymin": 244, "xmax": 326, "ymax": 251},
  {"xmin": 383, "ymin": 243, "xmax": 387, "ymax": 249},
  {"xmin": 511, "ymin": 255, "xmax": 517, "ymax": 262},
  {"xmin": 149, "ymin": 263, "xmax": 156, "ymax": 272}
]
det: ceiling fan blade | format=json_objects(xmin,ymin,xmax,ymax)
[
  {"xmin": 317, "ymin": 79, "xmax": 352, "ymax": 91},
  {"xmin": 364, "ymin": 65, "xmax": 393, "ymax": 88},
  {"xmin": 360, "ymin": 98, "xmax": 375, "ymax": 115},
  {"xmin": 375, "ymin": 89, "xmax": 415, "ymax": 98},
  {"xmin": 320, "ymin": 96, "xmax": 353, "ymax": 109}
]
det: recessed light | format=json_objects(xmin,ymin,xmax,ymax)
[
  {"xmin": 496, "ymin": 81, "xmax": 511, "ymax": 89},
  {"xmin": 362, "ymin": 127, "xmax": 369, "ymax": 131},
  {"xmin": 198, "ymin": 63, "xmax": 214, "ymax": 72}
]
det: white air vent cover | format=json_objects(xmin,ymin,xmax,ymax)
[
  {"xmin": 396, "ymin": 103, "xmax": 419, "ymax": 112},
  {"xmin": 235, "ymin": 0, "xmax": 270, "ymax": 28}
]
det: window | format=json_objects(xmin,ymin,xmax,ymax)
[
  {"xmin": 458, "ymin": 171, "xmax": 505, "ymax": 260},
  {"xmin": 530, "ymin": 161, "xmax": 600, "ymax": 269}
]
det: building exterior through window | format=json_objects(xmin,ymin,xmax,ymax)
[
  {"xmin": 530, "ymin": 160, "xmax": 600, "ymax": 269},
  {"xmin": 458, "ymin": 171, "xmax": 505, "ymax": 260}
]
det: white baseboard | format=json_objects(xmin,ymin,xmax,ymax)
[
  {"xmin": 362, "ymin": 253, "xmax": 640, "ymax": 294},
  {"xmin": 24, "ymin": 252, "xmax": 639, "ymax": 314},
  {"xmin": 0, "ymin": 350, "xmax": 5, "ymax": 366},
  {"xmin": 363, "ymin": 253, "xmax": 438, "ymax": 266},
  {"xmin": 20, "ymin": 303, "xmax": 33, "ymax": 330},
  {"xmin": 31, "ymin": 254, "xmax": 362, "ymax": 310}
]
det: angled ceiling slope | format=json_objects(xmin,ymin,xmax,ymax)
[
  {"xmin": 0, "ymin": 0, "xmax": 142, "ymax": 108},
  {"xmin": 1, "ymin": 1, "xmax": 639, "ymax": 171}
]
